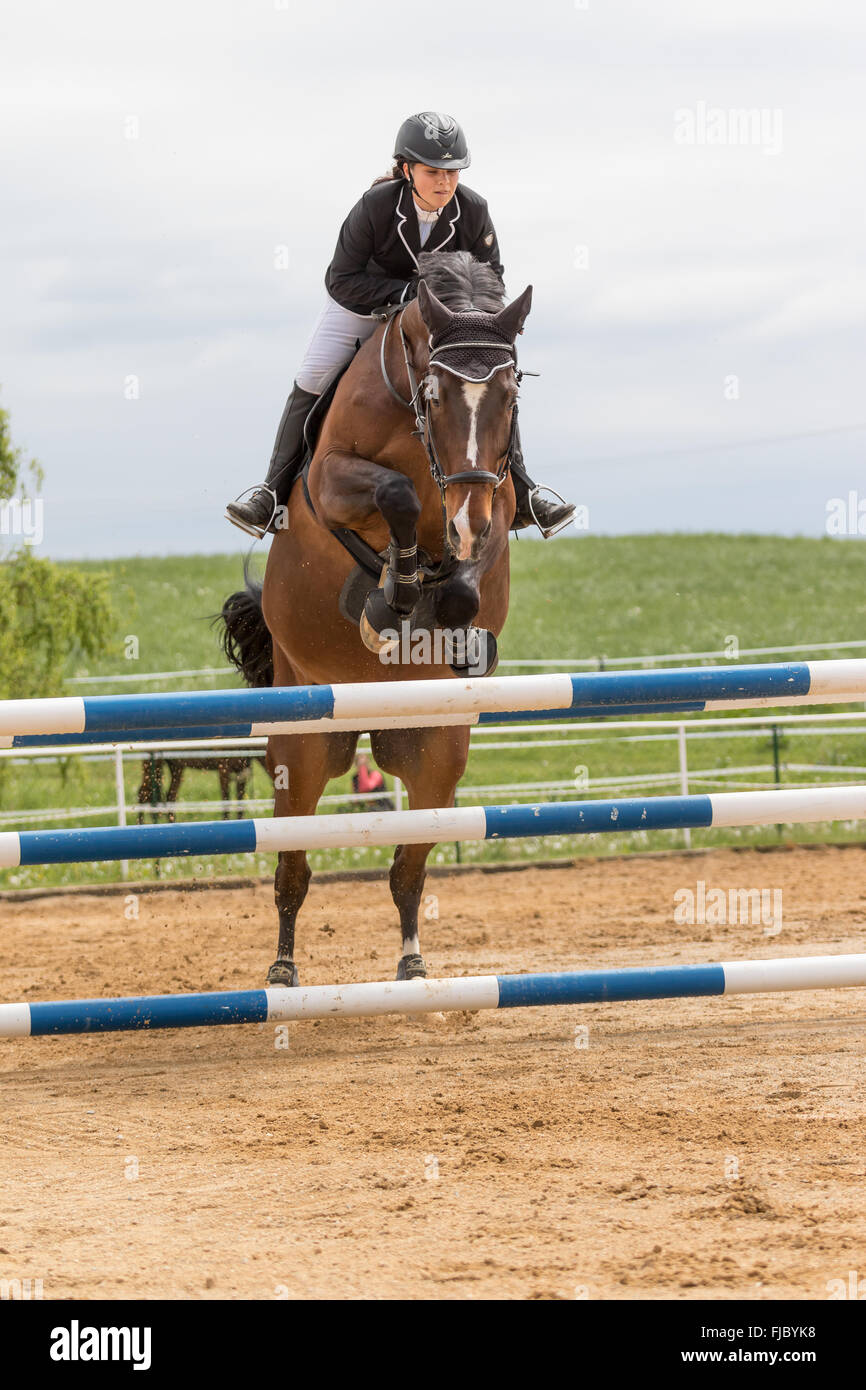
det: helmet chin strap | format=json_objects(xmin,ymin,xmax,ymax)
[{"xmin": 402, "ymin": 161, "xmax": 443, "ymax": 213}]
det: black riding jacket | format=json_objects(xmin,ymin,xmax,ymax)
[{"xmin": 324, "ymin": 179, "xmax": 504, "ymax": 316}]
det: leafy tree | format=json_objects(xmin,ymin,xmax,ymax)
[{"xmin": 0, "ymin": 391, "xmax": 113, "ymax": 702}]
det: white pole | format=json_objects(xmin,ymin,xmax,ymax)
[
  {"xmin": 678, "ymin": 723, "xmax": 691, "ymax": 849},
  {"xmin": 114, "ymin": 746, "xmax": 129, "ymax": 881},
  {"xmin": 392, "ymin": 776, "xmax": 403, "ymax": 811}
]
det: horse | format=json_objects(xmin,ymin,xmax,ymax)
[
  {"xmin": 219, "ymin": 250, "xmax": 532, "ymax": 986},
  {"xmin": 135, "ymin": 754, "xmax": 267, "ymax": 823}
]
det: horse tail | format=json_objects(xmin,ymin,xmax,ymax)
[{"xmin": 216, "ymin": 567, "xmax": 274, "ymax": 689}]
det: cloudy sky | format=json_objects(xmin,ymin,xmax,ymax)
[{"xmin": 2, "ymin": 0, "xmax": 865, "ymax": 558}]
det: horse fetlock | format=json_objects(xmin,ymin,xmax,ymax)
[{"xmin": 383, "ymin": 540, "xmax": 421, "ymax": 611}]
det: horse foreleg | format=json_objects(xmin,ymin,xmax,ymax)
[
  {"xmin": 370, "ymin": 725, "xmax": 471, "ymax": 979},
  {"xmin": 310, "ymin": 450, "xmax": 423, "ymax": 647},
  {"xmin": 266, "ymin": 728, "xmax": 359, "ymax": 987}
]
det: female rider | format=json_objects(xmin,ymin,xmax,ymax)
[{"xmin": 226, "ymin": 111, "xmax": 575, "ymax": 539}]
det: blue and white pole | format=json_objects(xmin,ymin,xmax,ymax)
[
  {"xmin": 1, "ymin": 785, "xmax": 865, "ymax": 868},
  {"xmin": 2, "ymin": 659, "xmax": 866, "ymax": 748},
  {"xmin": 2, "ymin": 955, "xmax": 865, "ymax": 1037}
]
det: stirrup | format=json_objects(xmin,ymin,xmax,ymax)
[
  {"xmin": 527, "ymin": 485, "xmax": 576, "ymax": 539},
  {"xmin": 224, "ymin": 485, "xmax": 279, "ymax": 540}
]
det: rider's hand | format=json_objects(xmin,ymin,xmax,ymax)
[{"xmin": 399, "ymin": 274, "xmax": 419, "ymax": 304}]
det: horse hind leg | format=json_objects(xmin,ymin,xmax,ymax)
[
  {"xmin": 267, "ymin": 728, "xmax": 359, "ymax": 987},
  {"xmin": 389, "ymin": 842, "xmax": 435, "ymax": 980}
]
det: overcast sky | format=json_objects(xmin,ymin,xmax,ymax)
[{"xmin": 2, "ymin": 0, "xmax": 865, "ymax": 558}]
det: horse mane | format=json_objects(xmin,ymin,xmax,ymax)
[{"xmin": 417, "ymin": 250, "xmax": 505, "ymax": 312}]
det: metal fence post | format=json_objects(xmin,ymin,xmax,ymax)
[
  {"xmin": 677, "ymin": 723, "xmax": 691, "ymax": 849},
  {"xmin": 114, "ymin": 746, "xmax": 129, "ymax": 881}
]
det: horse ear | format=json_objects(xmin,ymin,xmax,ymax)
[
  {"xmin": 493, "ymin": 285, "xmax": 533, "ymax": 341},
  {"xmin": 417, "ymin": 279, "xmax": 454, "ymax": 336}
]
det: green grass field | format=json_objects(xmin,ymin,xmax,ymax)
[{"xmin": 2, "ymin": 533, "xmax": 866, "ymax": 891}]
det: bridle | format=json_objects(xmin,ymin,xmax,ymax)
[{"xmin": 380, "ymin": 306, "xmax": 521, "ymax": 496}]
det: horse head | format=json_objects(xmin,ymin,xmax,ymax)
[{"xmin": 412, "ymin": 278, "xmax": 533, "ymax": 562}]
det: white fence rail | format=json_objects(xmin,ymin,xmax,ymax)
[
  {"xmin": 4, "ymin": 705, "xmax": 866, "ymax": 878},
  {"xmin": 62, "ymin": 638, "xmax": 866, "ymax": 686}
]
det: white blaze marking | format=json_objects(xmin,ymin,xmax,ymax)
[
  {"xmin": 461, "ymin": 381, "xmax": 487, "ymax": 467},
  {"xmin": 452, "ymin": 494, "xmax": 473, "ymax": 559},
  {"xmin": 449, "ymin": 382, "xmax": 488, "ymax": 559}
]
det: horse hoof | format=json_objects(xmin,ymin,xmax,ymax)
[
  {"xmin": 449, "ymin": 628, "xmax": 498, "ymax": 678},
  {"xmin": 267, "ymin": 959, "xmax": 299, "ymax": 987},
  {"xmin": 360, "ymin": 608, "xmax": 401, "ymax": 657},
  {"xmin": 360, "ymin": 587, "xmax": 415, "ymax": 655},
  {"xmin": 396, "ymin": 953, "xmax": 427, "ymax": 981}
]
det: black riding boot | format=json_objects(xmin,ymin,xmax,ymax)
[
  {"xmin": 510, "ymin": 426, "xmax": 576, "ymax": 538},
  {"xmin": 225, "ymin": 382, "xmax": 319, "ymax": 538}
]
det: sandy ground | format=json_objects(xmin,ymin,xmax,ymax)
[{"xmin": 1, "ymin": 843, "xmax": 865, "ymax": 1302}]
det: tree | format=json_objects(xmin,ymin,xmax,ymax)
[{"xmin": 0, "ymin": 391, "xmax": 113, "ymax": 702}]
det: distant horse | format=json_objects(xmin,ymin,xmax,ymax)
[
  {"xmin": 220, "ymin": 250, "xmax": 531, "ymax": 986},
  {"xmin": 136, "ymin": 754, "xmax": 267, "ymax": 823}
]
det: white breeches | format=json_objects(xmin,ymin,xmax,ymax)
[{"xmin": 295, "ymin": 295, "xmax": 381, "ymax": 395}]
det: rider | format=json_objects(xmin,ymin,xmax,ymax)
[{"xmin": 226, "ymin": 112, "xmax": 576, "ymax": 540}]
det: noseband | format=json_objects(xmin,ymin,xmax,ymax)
[{"xmin": 380, "ymin": 307, "xmax": 521, "ymax": 494}]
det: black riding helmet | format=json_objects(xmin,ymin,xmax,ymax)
[{"xmin": 394, "ymin": 112, "xmax": 471, "ymax": 169}]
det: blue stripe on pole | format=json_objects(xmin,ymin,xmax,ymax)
[
  {"xmin": 17, "ymin": 819, "xmax": 257, "ymax": 865},
  {"xmin": 12, "ymin": 724, "xmax": 256, "ymax": 749},
  {"xmin": 567, "ymin": 663, "xmax": 811, "ymax": 710},
  {"xmin": 483, "ymin": 795, "xmax": 714, "ymax": 839},
  {"xmin": 496, "ymin": 963, "xmax": 727, "ymax": 1006},
  {"xmin": 479, "ymin": 702, "xmax": 706, "ymax": 724},
  {"xmin": 81, "ymin": 685, "xmax": 336, "ymax": 732},
  {"xmin": 28, "ymin": 989, "xmax": 270, "ymax": 1034}
]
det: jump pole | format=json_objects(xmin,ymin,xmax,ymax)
[
  {"xmin": 2, "ymin": 955, "xmax": 865, "ymax": 1037},
  {"xmin": 3, "ymin": 659, "xmax": 866, "ymax": 748},
  {"xmin": 2, "ymin": 785, "xmax": 865, "ymax": 868}
]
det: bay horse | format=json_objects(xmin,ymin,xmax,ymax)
[{"xmin": 220, "ymin": 250, "xmax": 531, "ymax": 986}]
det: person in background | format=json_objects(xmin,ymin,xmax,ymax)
[{"xmin": 352, "ymin": 753, "xmax": 393, "ymax": 811}]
